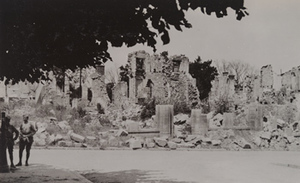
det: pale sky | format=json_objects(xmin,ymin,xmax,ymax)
[{"xmin": 107, "ymin": 0, "xmax": 300, "ymax": 74}]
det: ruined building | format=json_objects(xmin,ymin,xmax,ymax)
[
  {"xmin": 261, "ymin": 65, "xmax": 273, "ymax": 89},
  {"xmin": 19, "ymin": 65, "xmax": 109, "ymax": 108},
  {"xmin": 0, "ymin": 80, "xmax": 36, "ymax": 103},
  {"xmin": 112, "ymin": 51, "xmax": 200, "ymax": 108},
  {"xmin": 209, "ymin": 72, "xmax": 235, "ymax": 100}
]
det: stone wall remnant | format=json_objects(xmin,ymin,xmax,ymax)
[
  {"xmin": 155, "ymin": 105, "xmax": 174, "ymax": 137},
  {"xmin": 190, "ymin": 109, "xmax": 208, "ymax": 135},
  {"xmin": 261, "ymin": 65, "xmax": 273, "ymax": 89},
  {"xmin": 120, "ymin": 50, "xmax": 200, "ymax": 108},
  {"xmin": 247, "ymin": 103, "xmax": 263, "ymax": 131}
]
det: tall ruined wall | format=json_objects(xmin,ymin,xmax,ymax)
[
  {"xmin": 281, "ymin": 66, "xmax": 300, "ymax": 92},
  {"xmin": 112, "ymin": 81, "xmax": 129, "ymax": 108},
  {"xmin": 169, "ymin": 73, "xmax": 189, "ymax": 105},
  {"xmin": 273, "ymin": 74, "xmax": 282, "ymax": 91},
  {"xmin": 142, "ymin": 73, "xmax": 169, "ymax": 100},
  {"xmin": 121, "ymin": 50, "xmax": 199, "ymax": 108},
  {"xmin": 293, "ymin": 67, "xmax": 300, "ymax": 92},
  {"xmin": 0, "ymin": 80, "xmax": 37, "ymax": 99},
  {"xmin": 169, "ymin": 55, "xmax": 189, "ymax": 74},
  {"xmin": 261, "ymin": 65, "xmax": 273, "ymax": 89},
  {"xmin": 90, "ymin": 73, "xmax": 109, "ymax": 109},
  {"xmin": 281, "ymin": 70, "xmax": 292, "ymax": 90}
]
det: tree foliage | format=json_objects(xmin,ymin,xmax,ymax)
[
  {"xmin": 0, "ymin": 0, "xmax": 248, "ymax": 84},
  {"xmin": 189, "ymin": 56, "xmax": 218, "ymax": 100}
]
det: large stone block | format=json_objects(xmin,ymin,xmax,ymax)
[
  {"xmin": 190, "ymin": 109, "xmax": 208, "ymax": 135},
  {"xmin": 234, "ymin": 138, "xmax": 251, "ymax": 149},
  {"xmin": 156, "ymin": 105, "xmax": 174, "ymax": 137},
  {"xmin": 70, "ymin": 133, "xmax": 85, "ymax": 143},
  {"xmin": 153, "ymin": 137, "xmax": 167, "ymax": 147},
  {"xmin": 184, "ymin": 135, "xmax": 197, "ymax": 142},
  {"xmin": 130, "ymin": 139, "xmax": 142, "ymax": 150},
  {"xmin": 260, "ymin": 132, "xmax": 272, "ymax": 140},
  {"xmin": 167, "ymin": 141, "xmax": 177, "ymax": 149}
]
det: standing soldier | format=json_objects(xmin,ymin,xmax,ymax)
[
  {"xmin": 16, "ymin": 114, "xmax": 37, "ymax": 166},
  {"xmin": 5, "ymin": 116, "xmax": 19, "ymax": 169}
]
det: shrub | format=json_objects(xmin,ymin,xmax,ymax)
[
  {"xmin": 140, "ymin": 98, "xmax": 156, "ymax": 120},
  {"xmin": 210, "ymin": 94, "xmax": 233, "ymax": 115},
  {"xmin": 173, "ymin": 101, "xmax": 191, "ymax": 115}
]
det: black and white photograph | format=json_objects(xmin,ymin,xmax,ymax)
[{"xmin": 1, "ymin": 0, "xmax": 300, "ymax": 182}]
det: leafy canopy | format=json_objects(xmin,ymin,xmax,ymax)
[{"xmin": 0, "ymin": 0, "xmax": 248, "ymax": 84}]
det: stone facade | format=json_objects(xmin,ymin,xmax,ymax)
[
  {"xmin": 0, "ymin": 80, "xmax": 37, "ymax": 102},
  {"xmin": 261, "ymin": 65, "xmax": 273, "ymax": 89},
  {"xmin": 259, "ymin": 65, "xmax": 300, "ymax": 93},
  {"xmin": 112, "ymin": 81, "xmax": 129, "ymax": 108},
  {"xmin": 89, "ymin": 66, "xmax": 109, "ymax": 109},
  {"xmin": 281, "ymin": 66, "xmax": 300, "ymax": 92},
  {"xmin": 114, "ymin": 50, "xmax": 200, "ymax": 108}
]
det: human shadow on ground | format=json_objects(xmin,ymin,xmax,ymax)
[{"xmin": 82, "ymin": 169, "xmax": 196, "ymax": 183}]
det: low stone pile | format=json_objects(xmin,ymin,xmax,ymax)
[
  {"xmin": 30, "ymin": 105, "xmax": 300, "ymax": 151},
  {"xmin": 254, "ymin": 117, "xmax": 300, "ymax": 151}
]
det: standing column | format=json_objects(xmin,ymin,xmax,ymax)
[
  {"xmin": 247, "ymin": 103, "xmax": 263, "ymax": 131},
  {"xmin": 191, "ymin": 109, "xmax": 208, "ymax": 135},
  {"xmin": 64, "ymin": 76, "xmax": 70, "ymax": 107},
  {"xmin": 223, "ymin": 113, "xmax": 235, "ymax": 129},
  {"xmin": 156, "ymin": 105, "xmax": 174, "ymax": 137}
]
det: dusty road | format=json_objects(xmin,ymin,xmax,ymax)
[{"xmin": 12, "ymin": 149, "xmax": 300, "ymax": 183}]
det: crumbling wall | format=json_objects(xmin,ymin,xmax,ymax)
[
  {"xmin": 169, "ymin": 55, "xmax": 189, "ymax": 74},
  {"xmin": 281, "ymin": 70, "xmax": 292, "ymax": 90},
  {"xmin": 169, "ymin": 73, "xmax": 189, "ymax": 105},
  {"xmin": 90, "ymin": 71, "xmax": 109, "ymax": 110},
  {"xmin": 261, "ymin": 65, "xmax": 273, "ymax": 89},
  {"xmin": 273, "ymin": 74, "xmax": 282, "ymax": 91},
  {"xmin": 281, "ymin": 66, "xmax": 300, "ymax": 92},
  {"xmin": 123, "ymin": 50, "xmax": 199, "ymax": 108},
  {"xmin": 112, "ymin": 81, "xmax": 129, "ymax": 108},
  {"xmin": 144, "ymin": 73, "xmax": 169, "ymax": 101}
]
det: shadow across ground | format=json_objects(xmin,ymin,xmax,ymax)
[{"xmin": 82, "ymin": 169, "xmax": 195, "ymax": 183}]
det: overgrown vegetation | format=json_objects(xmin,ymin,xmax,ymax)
[
  {"xmin": 210, "ymin": 94, "xmax": 233, "ymax": 115},
  {"xmin": 140, "ymin": 98, "xmax": 156, "ymax": 120},
  {"xmin": 189, "ymin": 56, "xmax": 218, "ymax": 100}
]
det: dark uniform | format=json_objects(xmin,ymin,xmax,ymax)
[{"xmin": 5, "ymin": 116, "xmax": 19, "ymax": 168}]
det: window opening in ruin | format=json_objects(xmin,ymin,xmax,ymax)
[
  {"xmin": 146, "ymin": 79, "xmax": 154, "ymax": 98},
  {"xmin": 172, "ymin": 60, "xmax": 181, "ymax": 72},
  {"xmin": 136, "ymin": 78, "xmax": 143, "ymax": 97},
  {"xmin": 106, "ymin": 83, "xmax": 114, "ymax": 103},
  {"xmin": 136, "ymin": 58, "xmax": 145, "ymax": 77},
  {"xmin": 87, "ymin": 88, "xmax": 92, "ymax": 102}
]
